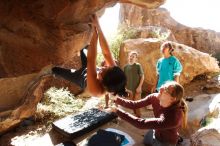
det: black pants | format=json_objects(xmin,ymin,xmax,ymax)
[{"xmin": 52, "ymin": 47, "xmax": 87, "ymax": 89}]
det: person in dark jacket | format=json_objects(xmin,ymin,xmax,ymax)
[{"xmin": 113, "ymin": 81, "xmax": 188, "ymax": 146}]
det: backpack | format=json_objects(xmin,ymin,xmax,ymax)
[{"xmin": 87, "ymin": 129, "xmax": 125, "ymax": 146}]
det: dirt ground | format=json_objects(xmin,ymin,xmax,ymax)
[{"xmin": 0, "ymin": 74, "xmax": 219, "ymax": 146}]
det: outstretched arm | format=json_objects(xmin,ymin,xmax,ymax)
[
  {"xmin": 115, "ymin": 93, "xmax": 154, "ymax": 109},
  {"xmin": 116, "ymin": 107, "xmax": 183, "ymax": 129},
  {"xmin": 87, "ymin": 26, "xmax": 105, "ymax": 97},
  {"xmin": 92, "ymin": 15, "xmax": 116, "ymax": 67}
]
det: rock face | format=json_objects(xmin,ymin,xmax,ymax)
[
  {"xmin": 120, "ymin": 0, "xmax": 165, "ymax": 8},
  {"xmin": 189, "ymin": 94, "xmax": 220, "ymax": 146},
  {"xmin": 119, "ymin": 4, "xmax": 220, "ymax": 57},
  {"xmin": 0, "ymin": 0, "xmax": 166, "ymax": 78},
  {"xmin": 119, "ymin": 39, "xmax": 219, "ymax": 91},
  {"xmin": 0, "ymin": 0, "xmax": 93, "ymax": 77},
  {"xmin": 131, "ymin": 26, "xmax": 176, "ymax": 41},
  {"xmin": 0, "ymin": 0, "xmax": 166, "ymax": 134},
  {"xmin": 186, "ymin": 94, "xmax": 219, "ymax": 134},
  {"xmin": 0, "ymin": 73, "xmax": 38, "ymax": 112},
  {"xmin": 191, "ymin": 119, "xmax": 220, "ymax": 146},
  {"xmin": 0, "ymin": 67, "xmax": 82, "ymax": 134}
]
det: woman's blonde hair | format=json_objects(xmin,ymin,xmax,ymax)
[{"xmin": 161, "ymin": 81, "xmax": 188, "ymax": 129}]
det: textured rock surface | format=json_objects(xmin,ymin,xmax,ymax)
[
  {"xmin": 185, "ymin": 94, "xmax": 219, "ymax": 134},
  {"xmin": 189, "ymin": 94, "xmax": 220, "ymax": 146},
  {"xmin": 119, "ymin": 39, "xmax": 219, "ymax": 91},
  {"xmin": 0, "ymin": 67, "xmax": 82, "ymax": 134},
  {"xmin": 120, "ymin": 0, "xmax": 165, "ymax": 8},
  {"xmin": 0, "ymin": 0, "xmax": 93, "ymax": 77},
  {"xmin": 130, "ymin": 26, "xmax": 176, "ymax": 41},
  {"xmin": 0, "ymin": 73, "xmax": 38, "ymax": 112},
  {"xmin": 0, "ymin": 0, "xmax": 166, "ymax": 78},
  {"xmin": 119, "ymin": 4, "xmax": 220, "ymax": 57}
]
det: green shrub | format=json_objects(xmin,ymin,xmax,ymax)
[
  {"xmin": 96, "ymin": 25, "xmax": 138, "ymax": 65},
  {"xmin": 109, "ymin": 25, "xmax": 138, "ymax": 61},
  {"xmin": 213, "ymin": 52, "xmax": 220, "ymax": 66},
  {"xmin": 149, "ymin": 27, "xmax": 169, "ymax": 40}
]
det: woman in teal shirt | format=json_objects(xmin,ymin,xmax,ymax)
[{"xmin": 152, "ymin": 42, "xmax": 182, "ymax": 92}]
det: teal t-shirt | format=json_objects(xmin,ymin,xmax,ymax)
[{"xmin": 156, "ymin": 56, "xmax": 182, "ymax": 90}]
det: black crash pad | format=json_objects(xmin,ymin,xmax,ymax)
[{"xmin": 52, "ymin": 108, "xmax": 117, "ymax": 139}]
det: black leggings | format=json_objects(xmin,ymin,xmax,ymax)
[{"xmin": 52, "ymin": 47, "xmax": 87, "ymax": 89}]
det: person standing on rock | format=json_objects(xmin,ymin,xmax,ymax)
[
  {"xmin": 112, "ymin": 81, "xmax": 188, "ymax": 146},
  {"xmin": 152, "ymin": 41, "xmax": 182, "ymax": 93},
  {"xmin": 124, "ymin": 51, "xmax": 144, "ymax": 117},
  {"xmin": 52, "ymin": 14, "xmax": 128, "ymax": 98}
]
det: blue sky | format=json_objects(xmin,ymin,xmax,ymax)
[{"xmin": 99, "ymin": 0, "xmax": 220, "ymax": 40}]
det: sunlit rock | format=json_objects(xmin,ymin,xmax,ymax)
[
  {"xmin": 189, "ymin": 94, "xmax": 220, "ymax": 146},
  {"xmin": 120, "ymin": 0, "xmax": 165, "ymax": 8},
  {"xmin": 119, "ymin": 39, "xmax": 219, "ymax": 91},
  {"xmin": 131, "ymin": 26, "xmax": 176, "ymax": 41},
  {"xmin": 119, "ymin": 4, "xmax": 220, "ymax": 57}
]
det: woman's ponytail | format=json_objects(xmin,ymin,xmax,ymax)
[{"xmin": 181, "ymin": 98, "xmax": 188, "ymax": 129}]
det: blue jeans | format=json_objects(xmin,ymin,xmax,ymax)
[{"xmin": 143, "ymin": 130, "xmax": 176, "ymax": 146}]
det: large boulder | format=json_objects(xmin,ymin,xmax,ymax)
[
  {"xmin": 186, "ymin": 94, "xmax": 220, "ymax": 134},
  {"xmin": 119, "ymin": 4, "xmax": 220, "ymax": 58},
  {"xmin": 0, "ymin": 66, "xmax": 82, "ymax": 134},
  {"xmin": 0, "ymin": 1, "xmax": 91, "ymax": 77},
  {"xmin": 120, "ymin": 0, "xmax": 165, "ymax": 8},
  {"xmin": 130, "ymin": 26, "xmax": 176, "ymax": 41},
  {"xmin": 189, "ymin": 93, "xmax": 220, "ymax": 146},
  {"xmin": 0, "ymin": 73, "xmax": 38, "ymax": 112},
  {"xmin": 190, "ymin": 119, "xmax": 220, "ymax": 146},
  {"xmin": 119, "ymin": 39, "xmax": 219, "ymax": 91},
  {"xmin": 0, "ymin": 1, "xmax": 166, "ymax": 77}
]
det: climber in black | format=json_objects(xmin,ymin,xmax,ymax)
[{"xmin": 52, "ymin": 14, "xmax": 128, "ymax": 98}]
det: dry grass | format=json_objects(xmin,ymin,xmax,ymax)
[
  {"xmin": 0, "ymin": 87, "xmax": 95, "ymax": 146},
  {"xmin": 35, "ymin": 87, "xmax": 86, "ymax": 125}
]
